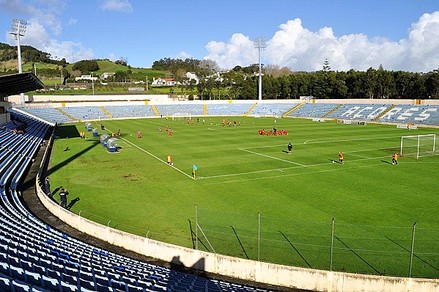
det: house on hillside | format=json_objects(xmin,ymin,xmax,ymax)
[
  {"xmin": 151, "ymin": 77, "xmax": 177, "ymax": 87},
  {"xmin": 100, "ymin": 72, "xmax": 115, "ymax": 80},
  {"xmin": 185, "ymin": 72, "xmax": 199, "ymax": 85},
  {"xmin": 75, "ymin": 75, "xmax": 98, "ymax": 82}
]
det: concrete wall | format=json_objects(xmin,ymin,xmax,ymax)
[
  {"xmin": 35, "ymin": 173, "xmax": 439, "ymax": 291},
  {"xmin": 26, "ymin": 94, "xmax": 169, "ymax": 103},
  {"xmin": 11, "ymin": 96, "xmax": 439, "ymax": 108},
  {"xmin": 302, "ymin": 99, "xmax": 439, "ymax": 106}
]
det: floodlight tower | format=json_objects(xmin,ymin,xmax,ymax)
[
  {"xmin": 10, "ymin": 19, "xmax": 27, "ymax": 74},
  {"xmin": 254, "ymin": 36, "xmax": 266, "ymax": 101},
  {"xmin": 10, "ymin": 19, "xmax": 27, "ymax": 104}
]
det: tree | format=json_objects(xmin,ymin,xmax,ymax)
[
  {"xmin": 114, "ymin": 70, "xmax": 129, "ymax": 82},
  {"xmin": 265, "ymin": 64, "xmax": 292, "ymax": 78},
  {"xmin": 115, "ymin": 58, "xmax": 128, "ymax": 66},
  {"xmin": 376, "ymin": 65, "xmax": 396, "ymax": 99},
  {"xmin": 425, "ymin": 70, "xmax": 439, "ymax": 99},
  {"xmin": 72, "ymin": 60, "xmax": 99, "ymax": 74},
  {"xmin": 61, "ymin": 67, "xmax": 70, "ymax": 85}
]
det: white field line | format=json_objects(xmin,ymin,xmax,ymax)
[
  {"xmin": 242, "ymin": 144, "xmax": 288, "ymax": 150},
  {"xmin": 202, "ymin": 163, "xmax": 384, "ymax": 185},
  {"xmin": 104, "ymin": 127, "xmax": 194, "ymax": 180},
  {"xmin": 122, "ymin": 138, "xmax": 194, "ymax": 179},
  {"xmin": 118, "ymin": 140, "xmax": 132, "ymax": 148},
  {"xmin": 199, "ymin": 154, "xmax": 390, "ymax": 180},
  {"xmin": 303, "ymin": 135, "xmax": 402, "ymax": 145},
  {"xmin": 239, "ymin": 148, "xmax": 306, "ymax": 167}
]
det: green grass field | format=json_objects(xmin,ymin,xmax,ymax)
[{"xmin": 48, "ymin": 117, "xmax": 439, "ymax": 278}]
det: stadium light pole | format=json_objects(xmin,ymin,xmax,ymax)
[
  {"xmin": 91, "ymin": 72, "xmax": 95, "ymax": 95},
  {"xmin": 10, "ymin": 19, "xmax": 27, "ymax": 104},
  {"xmin": 254, "ymin": 36, "xmax": 266, "ymax": 101}
]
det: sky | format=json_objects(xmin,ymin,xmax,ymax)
[{"xmin": 1, "ymin": 0, "xmax": 439, "ymax": 72}]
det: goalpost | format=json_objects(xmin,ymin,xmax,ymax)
[
  {"xmin": 171, "ymin": 112, "xmax": 191, "ymax": 121},
  {"xmin": 400, "ymin": 134, "xmax": 437, "ymax": 159}
]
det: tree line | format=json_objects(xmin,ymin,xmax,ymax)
[{"xmin": 153, "ymin": 57, "xmax": 439, "ymax": 100}]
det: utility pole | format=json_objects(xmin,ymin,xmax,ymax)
[{"xmin": 91, "ymin": 72, "xmax": 95, "ymax": 95}]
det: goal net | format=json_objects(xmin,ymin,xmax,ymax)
[
  {"xmin": 171, "ymin": 112, "xmax": 191, "ymax": 121},
  {"xmin": 400, "ymin": 134, "xmax": 436, "ymax": 159}
]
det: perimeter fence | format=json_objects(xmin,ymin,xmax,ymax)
[
  {"xmin": 193, "ymin": 206, "xmax": 439, "ymax": 278},
  {"xmin": 75, "ymin": 206, "xmax": 439, "ymax": 279}
]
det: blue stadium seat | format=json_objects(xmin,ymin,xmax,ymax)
[
  {"xmin": 0, "ymin": 273, "xmax": 11, "ymax": 291},
  {"xmin": 41, "ymin": 275, "xmax": 60, "ymax": 291},
  {"xmin": 126, "ymin": 283, "xmax": 144, "ymax": 292},
  {"xmin": 60, "ymin": 280, "xmax": 77, "ymax": 292},
  {"xmin": 24, "ymin": 270, "xmax": 42, "ymax": 287},
  {"xmin": 94, "ymin": 274, "xmax": 109, "ymax": 287},
  {"xmin": 110, "ymin": 278, "xmax": 128, "ymax": 291},
  {"xmin": 79, "ymin": 278, "xmax": 95, "ymax": 291},
  {"xmin": 0, "ymin": 262, "xmax": 9, "ymax": 276},
  {"xmin": 30, "ymin": 286, "xmax": 48, "ymax": 292},
  {"xmin": 9, "ymin": 265, "xmax": 26, "ymax": 282},
  {"xmin": 32, "ymin": 264, "xmax": 46, "ymax": 276},
  {"xmin": 95, "ymin": 283, "xmax": 112, "ymax": 292},
  {"xmin": 61, "ymin": 273, "xmax": 78, "ymax": 286},
  {"xmin": 11, "ymin": 279, "xmax": 31, "ymax": 292}
]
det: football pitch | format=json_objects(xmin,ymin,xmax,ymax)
[{"xmin": 49, "ymin": 117, "xmax": 439, "ymax": 278}]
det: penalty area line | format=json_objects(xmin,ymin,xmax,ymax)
[
  {"xmin": 203, "ymin": 162, "xmax": 384, "ymax": 185},
  {"xmin": 239, "ymin": 148, "xmax": 306, "ymax": 167},
  {"xmin": 199, "ymin": 154, "xmax": 392, "ymax": 180},
  {"xmin": 303, "ymin": 135, "xmax": 402, "ymax": 145}
]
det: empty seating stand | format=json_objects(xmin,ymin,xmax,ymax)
[
  {"xmin": 250, "ymin": 102, "xmax": 298, "ymax": 117},
  {"xmin": 287, "ymin": 103, "xmax": 339, "ymax": 118},
  {"xmin": 0, "ymin": 110, "xmax": 267, "ymax": 291}
]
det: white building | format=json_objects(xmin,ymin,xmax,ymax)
[{"xmin": 75, "ymin": 75, "xmax": 98, "ymax": 82}]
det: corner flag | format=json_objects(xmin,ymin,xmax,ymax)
[{"xmin": 192, "ymin": 164, "xmax": 198, "ymax": 179}]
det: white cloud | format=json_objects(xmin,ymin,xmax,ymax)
[
  {"xmin": 205, "ymin": 33, "xmax": 257, "ymax": 70},
  {"xmin": 204, "ymin": 12, "xmax": 439, "ymax": 72},
  {"xmin": 67, "ymin": 18, "xmax": 78, "ymax": 26},
  {"xmin": 6, "ymin": 19, "xmax": 94, "ymax": 63},
  {"xmin": 2, "ymin": 1, "xmax": 94, "ymax": 64},
  {"xmin": 174, "ymin": 51, "xmax": 192, "ymax": 60},
  {"xmin": 100, "ymin": 0, "xmax": 133, "ymax": 12}
]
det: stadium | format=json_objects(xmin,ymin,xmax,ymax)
[{"xmin": 0, "ymin": 72, "xmax": 438, "ymax": 291}]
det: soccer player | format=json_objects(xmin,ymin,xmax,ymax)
[
  {"xmin": 392, "ymin": 152, "xmax": 398, "ymax": 165},
  {"xmin": 287, "ymin": 142, "xmax": 293, "ymax": 153},
  {"xmin": 167, "ymin": 155, "xmax": 173, "ymax": 165},
  {"xmin": 338, "ymin": 151, "xmax": 344, "ymax": 164},
  {"xmin": 137, "ymin": 130, "xmax": 141, "ymax": 139}
]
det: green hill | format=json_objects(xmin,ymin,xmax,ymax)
[
  {"xmin": 65, "ymin": 59, "xmax": 166, "ymax": 79},
  {"xmin": 0, "ymin": 42, "xmax": 166, "ymax": 79}
]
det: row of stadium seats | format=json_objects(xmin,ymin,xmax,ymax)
[
  {"xmin": 287, "ymin": 103, "xmax": 339, "ymax": 118},
  {"xmin": 250, "ymin": 102, "xmax": 298, "ymax": 116},
  {"xmin": 106, "ymin": 105, "xmax": 155, "ymax": 119},
  {"xmin": 378, "ymin": 104, "xmax": 439, "ymax": 125},
  {"xmin": 17, "ymin": 103, "xmax": 439, "ymax": 126},
  {"xmin": 325, "ymin": 104, "xmax": 389, "ymax": 121},
  {"xmin": 0, "ymin": 111, "xmax": 268, "ymax": 291},
  {"xmin": 155, "ymin": 104, "xmax": 204, "ymax": 117}
]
